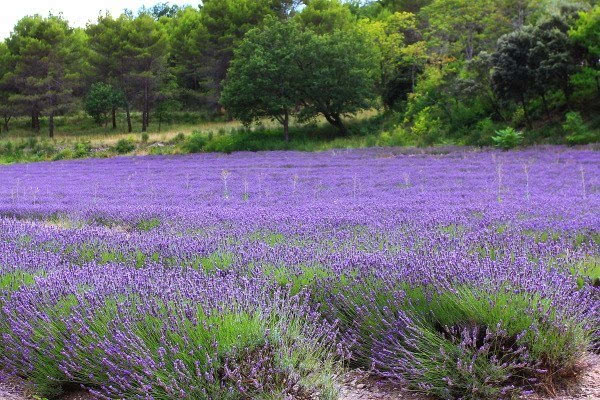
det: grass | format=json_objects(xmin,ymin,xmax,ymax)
[{"xmin": 0, "ymin": 110, "xmax": 413, "ymax": 164}]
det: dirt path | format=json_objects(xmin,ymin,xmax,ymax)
[{"xmin": 339, "ymin": 370, "xmax": 427, "ymax": 400}]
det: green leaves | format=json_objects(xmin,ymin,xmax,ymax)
[
  {"xmin": 222, "ymin": 17, "xmax": 378, "ymax": 138},
  {"xmin": 492, "ymin": 127, "xmax": 523, "ymax": 150},
  {"xmin": 85, "ymin": 83, "xmax": 122, "ymax": 125}
]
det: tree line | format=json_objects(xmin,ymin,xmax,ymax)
[{"xmin": 0, "ymin": 0, "xmax": 598, "ymax": 143}]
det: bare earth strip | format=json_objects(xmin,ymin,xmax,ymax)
[{"xmin": 1, "ymin": 354, "xmax": 598, "ymax": 400}]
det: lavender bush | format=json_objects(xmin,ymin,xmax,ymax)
[{"xmin": 0, "ymin": 146, "xmax": 598, "ymax": 399}]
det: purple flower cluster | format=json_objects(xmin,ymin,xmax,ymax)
[{"xmin": 0, "ymin": 146, "xmax": 597, "ymax": 399}]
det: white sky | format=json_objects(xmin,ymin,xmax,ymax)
[{"xmin": 0, "ymin": 0, "xmax": 194, "ymax": 40}]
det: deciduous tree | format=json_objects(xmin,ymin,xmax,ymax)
[
  {"xmin": 492, "ymin": 27, "xmax": 536, "ymax": 126},
  {"xmin": 295, "ymin": 28, "xmax": 379, "ymax": 135},
  {"xmin": 569, "ymin": 5, "xmax": 600, "ymax": 95},
  {"xmin": 221, "ymin": 18, "xmax": 303, "ymax": 141}
]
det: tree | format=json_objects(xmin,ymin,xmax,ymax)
[
  {"xmin": 141, "ymin": 2, "xmax": 182, "ymax": 19},
  {"xmin": 529, "ymin": 15, "xmax": 577, "ymax": 113},
  {"xmin": 492, "ymin": 27, "xmax": 536, "ymax": 126},
  {"xmin": 358, "ymin": 12, "xmax": 426, "ymax": 108},
  {"xmin": 85, "ymin": 83, "xmax": 125, "ymax": 126},
  {"xmin": 569, "ymin": 5, "xmax": 600, "ymax": 95},
  {"xmin": 499, "ymin": 0, "xmax": 543, "ymax": 28},
  {"xmin": 295, "ymin": 28, "xmax": 379, "ymax": 135},
  {"xmin": 121, "ymin": 14, "xmax": 170, "ymax": 132},
  {"xmin": 87, "ymin": 14, "xmax": 130, "ymax": 130},
  {"xmin": 0, "ymin": 42, "xmax": 14, "ymax": 133},
  {"xmin": 422, "ymin": 0, "xmax": 509, "ymax": 60},
  {"xmin": 379, "ymin": 0, "xmax": 433, "ymax": 14},
  {"xmin": 462, "ymin": 52, "xmax": 507, "ymax": 121},
  {"xmin": 168, "ymin": 7, "xmax": 211, "ymax": 109},
  {"xmin": 221, "ymin": 18, "xmax": 303, "ymax": 141},
  {"xmin": 44, "ymin": 27, "xmax": 88, "ymax": 137},
  {"xmin": 295, "ymin": 0, "xmax": 355, "ymax": 34},
  {"xmin": 5, "ymin": 15, "xmax": 86, "ymax": 137},
  {"xmin": 200, "ymin": 0, "xmax": 279, "ymax": 109}
]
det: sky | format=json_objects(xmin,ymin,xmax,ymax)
[{"xmin": 0, "ymin": 0, "xmax": 193, "ymax": 40}]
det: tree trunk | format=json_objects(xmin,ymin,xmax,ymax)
[
  {"xmin": 563, "ymin": 85, "xmax": 573, "ymax": 109},
  {"xmin": 112, "ymin": 106, "xmax": 117, "ymax": 129},
  {"xmin": 142, "ymin": 84, "xmax": 148, "ymax": 132},
  {"xmin": 49, "ymin": 112, "xmax": 54, "ymax": 138},
  {"xmin": 488, "ymin": 92, "xmax": 506, "ymax": 122},
  {"xmin": 4, "ymin": 116, "xmax": 9, "ymax": 132},
  {"xmin": 125, "ymin": 103, "xmax": 132, "ymax": 133},
  {"xmin": 283, "ymin": 109, "xmax": 289, "ymax": 142},
  {"xmin": 520, "ymin": 95, "xmax": 531, "ymax": 129},
  {"xmin": 322, "ymin": 112, "xmax": 348, "ymax": 136},
  {"xmin": 540, "ymin": 93, "xmax": 550, "ymax": 120},
  {"xmin": 465, "ymin": 32, "xmax": 474, "ymax": 61},
  {"xmin": 31, "ymin": 110, "xmax": 40, "ymax": 132}
]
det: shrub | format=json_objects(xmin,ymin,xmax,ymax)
[
  {"xmin": 492, "ymin": 127, "xmax": 523, "ymax": 150},
  {"xmin": 563, "ymin": 112, "xmax": 597, "ymax": 145},
  {"xmin": 141, "ymin": 132, "xmax": 149, "ymax": 143},
  {"xmin": 168, "ymin": 132, "xmax": 186, "ymax": 145},
  {"xmin": 72, "ymin": 141, "xmax": 92, "ymax": 158},
  {"xmin": 112, "ymin": 138, "xmax": 135, "ymax": 154},
  {"xmin": 0, "ymin": 268, "xmax": 340, "ymax": 399},
  {"xmin": 182, "ymin": 132, "xmax": 207, "ymax": 153},
  {"xmin": 377, "ymin": 127, "xmax": 413, "ymax": 147},
  {"xmin": 52, "ymin": 149, "xmax": 74, "ymax": 161},
  {"xmin": 471, "ymin": 117, "xmax": 501, "ymax": 146},
  {"xmin": 319, "ymin": 268, "xmax": 591, "ymax": 400},
  {"xmin": 411, "ymin": 107, "xmax": 445, "ymax": 146},
  {"xmin": 203, "ymin": 134, "xmax": 236, "ymax": 154}
]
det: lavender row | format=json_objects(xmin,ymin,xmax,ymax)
[{"xmin": 0, "ymin": 146, "xmax": 597, "ymax": 399}]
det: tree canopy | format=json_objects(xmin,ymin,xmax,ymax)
[{"xmin": 0, "ymin": 0, "xmax": 597, "ymax": 144}]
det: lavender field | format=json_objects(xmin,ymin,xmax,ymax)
[{"xmin": 0, "ymin": 146, "xmax": 598, "ymax": 400}]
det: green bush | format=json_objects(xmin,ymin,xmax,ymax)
[
  {"xmin": 411, "ymin": 107, "xmax": 445, "ymax": 147},
  {"xmin": 203, "ymin": 134, "xmax": 236, "ymax": 154},
  {"xmin": 52, "ymin": 149, "xmax": 74, "ymax": 161},
  {"xmin": 167, "ymin": 132, "xmax": 186, "ymax": 145},
  {"xmin": 470, "ymin": 118, "xmax": 501, "ymax": 146},
  {"xmin": 321, "ymin": 280, "xmax": 588, "ymax": 400},
  {"xmin": 563, "ymin": 112, "xmax": 597, "ymax": 145},
  {"xmin": 141, "ymin": 132, "xmax": 149, "ymax": 143},
  {"xmin": 377, "ymin": 127, "xmax": 413, "ymax": 147},
  {"xmin": 182, "ymin": 132, "xmax": 207, "ymax": 153},
  {"xmin": 492, "ymin": 127, "xmax": 523, "ymax": 150},
  {"xmin": 73, "ymin": 141, "xmax": 92, "ymax": 158},
  {"xmin": 112, "ymin": 138, "xmax": 135, "ymax": 154}
]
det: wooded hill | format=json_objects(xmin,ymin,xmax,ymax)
[{"xmin": 0, "ymin": 0, "xmax": 598, "ymax": 146}]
